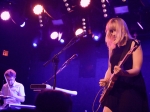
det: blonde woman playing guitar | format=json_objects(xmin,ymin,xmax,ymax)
[{"xmin": 99, "ymin": 18, "xmax": 149, "ymax": 112}]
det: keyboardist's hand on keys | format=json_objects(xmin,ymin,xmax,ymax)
[{"xmin": 9, "ymin": 91, "xmax": 17, "ymax": 99}]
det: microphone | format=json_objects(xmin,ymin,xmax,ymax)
[
  {"xmin": 69, "ymin": 54, "xmax": 78, "ymax": 60},
  {"xmin": 62, "ymin": 54, "xmax": 78, "ymax": 67}
]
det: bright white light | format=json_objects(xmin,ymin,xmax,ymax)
[
  {"xmin": 60, "ymin": 39, "xmax": 65, "ymax": 43},
  {"xmin": 67, "ymin": 7, "xmax": 71, "ymax": 11},
  {"xmin": 33, "ymin": 5, "xmax": 44, "ymax": 15},
  {"xmin": 33, "ymin": 43, "xmax": 37, "ymax": 47},
  {"xmin": 101, "ymin": 0, "xmax": 105, "ymax": 3},
  {"xmin": 93, "ymin": 36, "xmax": 99, "ymax": 41},
  {"xmin": 137, "ymin": 22, "xmax": 144, "ymax": 30},
  {"xmin": 102, "ymin": 4, "xmax": 106, "ymax": 8},
  {"xmin": 40, "ymin": 24, "xmax": 43, "ymax": 27},
  {"xmin": 104, "ymin": 13, "xmax": 108, "ymax": 17},
  {"xmin": 50, "ymin": 32, "xmax": 59, "ymax": 39},
  {"xmin": 83, "ymin": 26, "xmax": 86, "ymax": 29},
  {"xmin": 80, "ymin": 0, "xmax": 91, "ymax": 8},
  {"xmin": 65, "ymin": 3, "xmax": 69, "ymax": 7},
  {"xmin": 1, "ymin": 11, "xmax": 10, "ymax": 21},
  {"xmin": 82, "ymin": 18, "xmax": 86, "ymax": 21},
  {"xmin": 75, "ymin": 28, "xmax": 83, "ymax": 36},
  {"xmin": 103, "ymin": 9, "xmax": 107, "ymax": 13},
  {"xmin": 82, "ymin": 22, "xmax": 86, "ymax": 25},
  {"xmin": 20, "ymin": 22, "xmax": 25, "ymax": 27}
]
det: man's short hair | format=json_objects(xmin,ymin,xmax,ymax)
[{"xmin": 4, "ymin": 69, "xmax": 16, "ymax": 77}]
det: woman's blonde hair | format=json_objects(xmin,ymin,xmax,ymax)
[{"xmin": 105, "ymin": 18, "xmax": 133, "ymax": 47}]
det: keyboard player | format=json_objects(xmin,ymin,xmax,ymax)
[{"xmin": 0, "ymin": 69, "xmax": 25, "ymax": 109}]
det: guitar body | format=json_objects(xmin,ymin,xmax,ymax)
[{"xmin": 99, "ymin": 73, "xmax": 118, "ymax": 103}]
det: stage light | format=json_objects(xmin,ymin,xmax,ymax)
[
  {"xmin": 101, "ymin": 0, "xmax": 105, "ymax": 3},
  {"xmin": 33, "ymin": 43, "xmax": 37, "ymax": 47},
  {"xmin": 60, "ymin": 39, "xmax": 65, "ymax": 44},
  {"xmin": 63, "ymin": 0, "xmax": 72, "ymax": 12},
  {"xmin": 103, "ymin": 9, "xmax": 107, "ymax": 13},
  {"xmin": 67, "ymin": 7, "xmax": 71, "ymax": 11},
  {"xmin": 82, "ymin": 18, "xmax": 87, "ymax": 33},
  {"xmin": 80, "ymin": 0, "xmax": 91, "ymax": 8},
  {"xmin": 102, "ymin": 4, "xmax": 106, "ymax": 8},
  {"xmin": 33, "ymin": 5, "xmax": 44, "ymax": 15},
  {"xmin": 75, "ymin": 28, "xmax": 84, "ymax": 37},
  {"xmin": 93, "ymin": 36, "xmax": 99, "ymax": 41},
  {"xmin": 92, "ymin": 32, "xmax": 102, "ymax": 41},
  {"xmin": 101, "ymin": 0, "xmax": 109, "ymax": 18},
  {"xmin": 39, "ymin": 20, "xmax": 42, "ymax": 23},
  {"xmin": 104, "ymin": 14, "xmax": 108, "ymax": 17},
  {"xmin": 82, "ymin": 22, "xmax": 86, "ymax": 25},
  {"xmin": 83, "ymin": 26, "xmax": 86, "ymax": 29},
  {"xmin": 65, "ymin": 3, "xmax": 69, "ymax": 7},
  {"xmin": 40, "ymin": 24, "xmax": 43, "ymax": 27},
  {"xmin": 50, "ymin": 32, "xmax": 59, "ymax": 40},
  {"xmin": 20, "ymin": 22, "xmax": 25, "ymax": 27},
  {"xmin": 38, "ymin": 15, "xmax": 44, "ymax": 27},
  {"xmin": 82, "ymin": 18, "xmax": 85, "ymax": 21},
  {"xmin": 1, "ymin": 11, "xmax": 10, "ymax": 21}
]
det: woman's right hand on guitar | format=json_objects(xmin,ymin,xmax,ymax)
[{"xmin": 99, "ymin": 79, "xmax": 108, "ymax": 87}]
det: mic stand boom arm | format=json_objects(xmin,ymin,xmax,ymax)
[{"xmin": 44, "ymin": 54, "xmax": 78, "ymax": 84}]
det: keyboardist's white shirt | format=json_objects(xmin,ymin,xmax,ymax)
[{"xmin": 1, "ymin": 81, "xmax": 25, "ymax": 107}]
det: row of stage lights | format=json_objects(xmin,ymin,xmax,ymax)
[
  {"xmin": 63, "ymin": 0, "xmax": 91, "ymax": 12},
  {"xmin": 81, "ymin": 18, "xmax": 101, "ymax": 41},
  {"xmin": 0, "ymin": 0, "xmax": 104, "ymax": 48},
  {"xmin": 101, "ymin": 0, "xmax": 109, "ymax": 18}
]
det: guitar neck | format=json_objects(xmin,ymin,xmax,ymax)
[{"xmin": 118, "ymin": 45, "xmax": 139, "ymax": 67}]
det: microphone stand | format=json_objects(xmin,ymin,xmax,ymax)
[
  {"xmin": 43, "ymin": 36, "xmax": 80, "ymax": 90},
  {"xmin": 44, "ymin": 54, "xmax": 77, "ymax": 84}
]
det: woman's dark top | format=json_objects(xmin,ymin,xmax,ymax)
[{"xmin": 102, "ymin": 39, "xmax": 149, "ymax": 112}]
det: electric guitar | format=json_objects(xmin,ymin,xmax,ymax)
[{"xmin": 99, "ymin": 40, "xmax": 140, "ymax": 103}]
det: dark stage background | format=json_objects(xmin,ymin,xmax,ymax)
[{"xmin": 0, "ymin": 0, "xmax": 150, "ymax": 111}]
